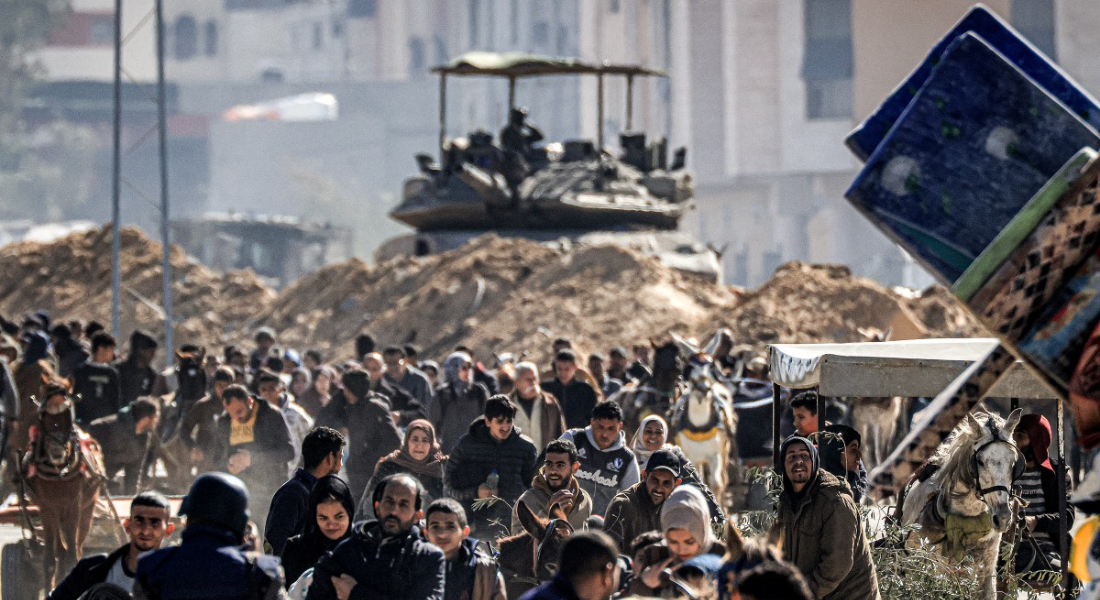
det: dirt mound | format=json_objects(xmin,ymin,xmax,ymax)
[
  {"xmin": 0, "ymin": 226, "xmax": 275, "ymax": 346},
  {"xmin": 720, "ymin": 262, "xmax": 986, "ymax": 346},
  {"xmin": 0, "ymin": 229, "xmax": 988, "ymax": 363},
  {"xmin": 251, "ymin": 234, "xmax": 741, "ymax": 365},
  {"xmin": 906, "ymin": 284, "xmax": 986, "ymax": 338}
]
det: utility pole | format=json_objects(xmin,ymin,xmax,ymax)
[
  {"xmin": 109, "ymin": 0, "xmax": 175, "ymax": 367},
  {"xmin": 111, "ymin": 0, "xmax": 122, "ymax": 340},
  {"xmin": 155, "ymin": 0, "xmax": 174, "ymax": 366}
]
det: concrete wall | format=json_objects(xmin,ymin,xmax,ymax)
[
  {"xmin": 1056, "ymin": 2, "xmax": 1100, "ymax": 97},
  {"xmin": 32, "ymin": 0, "xmax": 156, "ymax": 81},
  {"xmin": 851, "ymin": 0, "xmax": 1011, "ymax": 121}
]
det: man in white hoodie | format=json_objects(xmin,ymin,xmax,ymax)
[{"xmin": 559, "ymin": 401, "xmax": 639, "ymax": 515}]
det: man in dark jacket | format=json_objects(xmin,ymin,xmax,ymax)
[
  {"xmin": 87, "ymin": 397, "xmax": 160, "ymax": 495},
  {"xmin": 431, "ymin": 352, "xmax": 491, "ymax": 454},
  {"xmin": 541, "ymin": 350, "xmax": 599, "ymax": 429},
  {"xmin": 264, "ymin": 426, "xmax": 345, "ymax": 555},
  {"xmin": 446, "ymin": 396, "xmax": 538, "ymax": 537},
  {"xmin": 118, "ymin": 330, "xmax": 158, "ymax": 406},
  {"xmin": 179, "ymin": 366, "xmax": 235, "ymax": 475},
  {"xmin": 50, "ymin": 323, "xmax": 88, "ymax": 379},
  {"xmin": 72, "ymin": 332, "xmax": 122, "ymax": 424},
  {"xmin": 0, "ymin": 336, "xmax": 20, "ymax": 458},
  {"xmin": 337, "ymin": 370, "xmax": 402, "ymax": 500},
  {"xmin": 363, "ymin": 352, "xmax": 427, "ymax": 427},
  {"xmin": 382, "ymin": 346, "xmax": 435, "ymax": 413},
  {"xmin": 210, "ymin": 384, "xmax": 295, "ymax": 534},
  {"xmin": 772, "ymin": 436, "xmax": 880, "ymax": 600},
  {"xmin": 49, "ymin": 491, "xmax": 174, "ymax": 600},
  {"xmin": 603, "ymin": 448, "xmax": 681, "ymax": 551},
  {"xmin": 517, "ymin": 532, "xmax": 620, "ymax": 600},
  {"xmin": 308, "ymin": 474, "xmax": 445, "ymax": 600},
  {"xmin": 134, "ymin": 473, "xmax": 286, "ymax": 600}
]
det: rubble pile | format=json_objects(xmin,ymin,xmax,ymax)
[
  {"xmin": 0, "ymin": 227, "xmax": 275, "ymax": 345},
  {"xmin": 905, "ymin": 284, "xmax": 986, "ymax": 338},
  {"xmin": 721, "ymin": 262, "xmax": 985, "ymax": 346},
  {"xmin": 253, "ymin": 234, "xmax": 740, "ymax": 365},
  {"xmin": 0, "ymin": 228, "xmax": 988, "ymax": 363}
]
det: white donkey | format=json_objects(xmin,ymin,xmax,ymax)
[{"xmin": 898, "ymin": 409, "xmax": 1024, "ymax": 600}]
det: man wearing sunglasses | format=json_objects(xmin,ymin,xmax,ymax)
[{"xmin": 510, "ymin": 439, "xmax": 593, "ymax": 534}]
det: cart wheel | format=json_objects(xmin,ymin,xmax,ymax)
[{"xmin": 2, "ymin": 540, "xmax": 41, "ymax": 600}]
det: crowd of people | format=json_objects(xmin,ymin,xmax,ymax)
[{"xmin": 0, "ymin": 310, "xmax": 1072, "ymax": 600}]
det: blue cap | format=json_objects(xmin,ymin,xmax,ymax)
[{"xmin": 284, "ymin": 349, "xmax": 301, "ymax": 366}]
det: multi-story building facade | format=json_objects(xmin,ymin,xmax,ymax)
[{"xmin": 22, "ymin": 0, "xmax": 1097, "ymax": 283}]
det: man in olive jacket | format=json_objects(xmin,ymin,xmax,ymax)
[
  {"xmin": 602, "ymin": 448, "xmax": 681, "ymax": 552},
  {"xmin": 772, "ymin": 436, "xmax": 880, "ymax": 600}
]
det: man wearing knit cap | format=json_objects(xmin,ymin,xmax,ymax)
[
  {"xmin": 772, "ymin": 436, "xmax": 880, "ymax": 600},
  {"xmin": 603, "ymin": 448, "xmax": 681, "ymax": 551}
]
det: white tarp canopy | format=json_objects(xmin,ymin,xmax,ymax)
[{"xmin": 767, "ymin": 338, "xmax": 1061, "ymax": 399}]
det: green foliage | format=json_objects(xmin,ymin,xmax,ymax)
[{"xmin": 871, "ymin": 524, "xmax": 978, "ymax": 599}]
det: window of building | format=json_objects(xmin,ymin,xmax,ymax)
[
  {"xmin": 556, "ymin": 25, "xmax": 569, "ymax": 54},
  {"xmin": 802, "ymin": 0, "xmax": 853, "ymax": 120},
  {"xmin": 347, "ymin": 0, "xmax": 376, "ymax": 18},
  {"xmin": 763, "ymin": 249, "xmax": 784, "ymax": 277},
  {"xmin": 1011, "ymin": 0, "xmax": 1056, "ymax": 59},
  {"xmin": 174, "ymin": 15, "xmax": 198, "ymax": 60},
  {"xmin": 434, "ymin": 35, "xmax": 448, "ymax": 65},
  {"xmin": 469, "ymin": 0, "xmax": 480, "ymax": 46},
  {"xmin": 409, "ymin": 36, "xmax": 426, "ymax": 75},
  {"xmin": 533, "ymin": 20, "xmax": 549, "ymax": 46},
  {"xmin": 204, "ymin": 20, "xmax": 218, "ymax": 56},
  {"xmin": 610, "ymin": 0, "xmax": 620, "ymax": 13},
  {"xmin": 89, "ymin": 16, "xmax": 114, "ymax": 45},
  {"xmin": 510, "ymin": 0, "xmax": 519, "ymax": 44},
  {"xmin": 312, "ymin": 21, "xmax": 323, "ymax": 50}
]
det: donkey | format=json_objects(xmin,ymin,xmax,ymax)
[
  {"xmin": 22, "ymin": 389, "xmax": 105, "ymax": 589},
  {"xmin": 846, "ymin": 327, "xmax": 905, "ymax": 471},
  {"xmin": 497, "ymin": 501, "xmax": 574, "ymax": 599},
  {"xmin": 898, "ymin": 409, "xmax": 1024, "ymax": 600},
  {"xmin": 611, "ymin": 340, "xmax": 684, "ymax": 436},
  {"xmin": 670, "ymin": 353, "xmax": 738, "ymax": 495}
]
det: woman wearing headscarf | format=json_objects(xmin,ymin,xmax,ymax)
[
  {"xmin": 429, "ymin": 352, "xmax": 490, "ymax": 454},
  {"xmin": 288, "ymin": 367, "xmax": 312, "ymax": 405},
  {"xmin": 282, "ymin": 475, "xmax": 355, "ymax": 595},
  {"xmin": 631, "ymin": 485, "xmax": 725, "ymax": 597},
  {"xmin": 631, "ymin": 415, "xmax": 725, "ymax": 522},
  {"xmin": 306, "ymin": 365, "xmax": 343, "ymax": 429},
  {"xmin": 356, "ymin": 419, "xmax": 446, "ymax": 521}
]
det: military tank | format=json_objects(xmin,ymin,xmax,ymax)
[{"xmin": 380, "ymin": 52, "xmax": 720, "ymax": 281}]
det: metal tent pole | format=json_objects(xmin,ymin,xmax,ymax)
[
  {"xmin": 772, "ymin": 383, "xmax": 782, "ymax": 470},
  {"xmin": 155, "ymin": 0, "xmax": 173, "ymax": 367}
]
